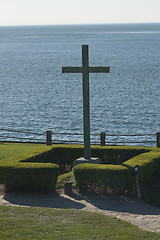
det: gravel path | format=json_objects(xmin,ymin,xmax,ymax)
[{"xmin": 0, "ymin": 188, "xmax": 160, "ymax": 235}]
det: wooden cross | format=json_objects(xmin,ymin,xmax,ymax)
[{"xmin": 62, "ymin": 45, "xmax": 110, "ymax": 159}]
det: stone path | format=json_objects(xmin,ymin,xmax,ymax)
[{"xmin": 0, "ymin": 189, "xmax": 160, "ymax": 235}]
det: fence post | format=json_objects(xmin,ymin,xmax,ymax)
[
  {"xmin": 46, "ymin": 130, "xmax": 52, "ymax": 145},
  {"xmin": 156, "ymin": 132, "xmax": 160, "ymax": 148},
  {"xmin": 100, "ymin": 132, "xmax": 106, "ymax": 146}
]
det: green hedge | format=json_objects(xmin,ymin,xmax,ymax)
[
  {"xmin": 25, "ymin": 145, "xmax": 84, "ymax": 171},
  {"xmin": 91, "ymin": 146, "xmax": 148, "ymax": 164},
  {"xmin": 1, "ymin": 143, "xmax": 159, "ymax": 194},
  {"xmin": 25, "ymin": 145, "xmax": 148, "ymax": 171},
  {"xmin": 73, "ymin": 163, "xmax": 133, "ymax": 193},
  {"xmin": 0, "ymin": 165, "xmax": 59, "ymax": 192},
  {"xmin": 0, "ymin": 149, "xmax": 59, "ymax": 193},
  {"xmin": 73, "ymin": 147, "xmax": 160, "ymax": 194},
  {"xmin": 124, "ymin": 150, "xmax": 160, "ymax": 186}
]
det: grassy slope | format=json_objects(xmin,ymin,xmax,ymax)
[
  {"xmin": 0, "ymin": 143, "xmax": 48, "ymax": 160},
  {"xmin": 0, "ymin": 206, "xmax": 159, "ymax": 240}
]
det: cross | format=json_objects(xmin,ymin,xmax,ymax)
[{"xmin": 62, "ymin": 45, "xmax": 110, "ymax": 159}]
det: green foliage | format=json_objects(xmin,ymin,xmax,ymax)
[
  {"xmin": 73, "ymin": 147, "xmax": 160, "ymax": 194},
  {"xmin": 124, "ymin": 149, "xmax": 160, "ymax": 186},
  {"xmin": 1, "ymin": 143, "xmax": 160, "ymax": 194},
  {"xmin": 20, "ymin": 145, "xmax": 83, "ymax": 172},
  {"xmin": 91, "ymin": 146, "xmax": 148, "ymax": 164},
  {"xmin": 73, "ymin": 163, "xmax": 133, "ymax": 194},
  {"xmin": 56, "ymin": 171, "xmax": 73, "ymax": 189},
  {"xmin": 145, "ymin": 188, "xmax": 160, "ymax": 208},
  {"xmin": 30, "ymin": 145, "xmax": 84, "ymax": 171},
  {"xmin": 0, "ymin": 143, "xmax": 59, "ymax": 192},
  {"xmin": 1, "ymin": 165, "xmax": 59, "ymax": 193},
  {"xmin": 24, "ymin": 145, "xmax": 148, "ymax": 171}
]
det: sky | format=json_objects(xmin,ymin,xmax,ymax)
[{"xmin": 0, "ymin": 0, "xmax": 160, "ymax": 26}]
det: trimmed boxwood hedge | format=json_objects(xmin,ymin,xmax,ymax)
[
  {"xmin": 25, "ymin": 145, "xmax": 148, "ymax": 171},
  {"xmin": 73, "ymin": 147, "xmax": 160, "ymax": 194},
  {"xmin": 124, "ymin": 149, "xmax": 160, "ymax": 186},
  {"xmin": 0, "ymin": 148, "xmax": 59, "ymax": 192},
  {"xmin": 0, "ymin": 165, "xmax": 59, "ymax": 192},
  {"xmin": 1, "ymin": 143, "xmax": 159, "ymax": 194},
  {"xmin": 73, "ymin": 163, "xmax": 133, "ymax": 193}
]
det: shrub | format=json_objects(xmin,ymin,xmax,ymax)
[
  {"xmin": 26, "ymin": 145, "xmax": 148, "ymax": 171},
  {"xmin": 0, "ymin": 150, "xmax": 59, "ymax": 193},
  {"xmin": 91, "ymin": 146, "xmax": 148, "ymax": 164},
  {"xmin": 73, "ymin": 147, "xmax": 160, "ymax": 195},
  {"xmin": 73, "ymin": 163, "xmax": 133, "ymax": 194},
  {"xmin": 3, "ymin": 164, "xmax": 59, "ymax": 193},
  {"xmin": 1, "ymin": 144, "xmax": 159, "ymax": 195},
  {"xmin": 124, "ymin": 150, "xmax": 160, "ymax": 186},
  {"xmin": 23, "ymin": 145, "xmax": 84, "ymax": 172}
]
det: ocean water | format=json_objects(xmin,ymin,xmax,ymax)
[{"xmin": 0, "ymin": 23, "xmax": 160, "ymax": 146}]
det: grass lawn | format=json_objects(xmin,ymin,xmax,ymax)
[
  {"xmin": 0, "ymin": 142, "xmax": 47, "ymax": 160},
  {"xmin": 0, "ymin": 206, "xmax": 159, "ymax": 240}
]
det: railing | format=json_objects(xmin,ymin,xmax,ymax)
[
  {"xmin": 0, "ymin": 128, "xmax": 45, "ymax": 143},
  {"xmin": 0, "ymin": 128, "xmax": 159, "ymax": 147},
  {"xmin": 99, "ymin": 132, "xmax": 159, "ymax": 147}
]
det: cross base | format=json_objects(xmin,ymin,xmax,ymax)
[{"xmin": 73, "ymin": 157, "xmax": 101, "ymax": 167}]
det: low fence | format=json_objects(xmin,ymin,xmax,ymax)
[
  {"xmin": 100, "ymin": 132, "xmax": 160, "ymax": 148},
  {"xmin": 0, "ymin": 128, "xmax": 45, "ymax": 143},
  {"xmin": 0, "ymin": 128, "xmax": 160, "ymax": 147}
]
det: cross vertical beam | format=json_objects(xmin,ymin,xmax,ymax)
[
  {"xmin": 82, "ymin": 45, "xmax": 91, "ymax": 159},
  {"xmin": 62, "ymin": 45, "xmax": 110, "ymax": 160}
]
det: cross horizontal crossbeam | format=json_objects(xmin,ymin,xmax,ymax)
[{"xmin": 62, "ymin": 66, "xmax": 110, "ymax": 73}]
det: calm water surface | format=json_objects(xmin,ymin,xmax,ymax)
[{"xmin": 0, "ymin": 23, "xmax": 160, "ymax": 146}]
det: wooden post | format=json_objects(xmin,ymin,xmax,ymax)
[
  {"xmin": 46, "ymin": 130, "xmax": 52, "ymax": 145},
  {"xmin": 100, "ymin": 132, "xmax": 106, "ymax": 146},
  {"xmin": 156, "ymin": 132, "xmax": 160, "ymax": 148}
]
